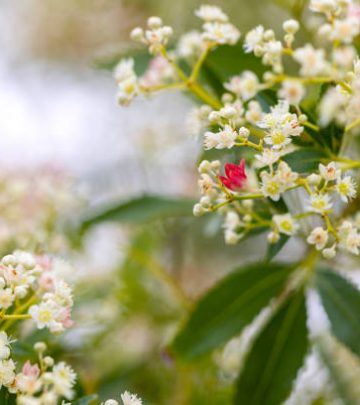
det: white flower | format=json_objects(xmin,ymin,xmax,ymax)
[
  {"xmin": 258, "ymin": 100, "xmax": 303, "ymax": 139},
  {"xmin": 307, "ymin": 227, "xmax": 329, "ymax": 250},
  {"xmin": 0, "ymin": 288, "xmax": 14, "ymax": 309},
  {"xmin": 322, "ymin": 244, "xmax": 337, "ymax": 259},
  {"xmin": 195, "ymin": 5, "xmax": 229, "ymax": 22},
  {"xmin": 49, "ymin": 362, "xmax": 76, "ymax": 399},
  {"xmin": 105, "ymin": 401, "xmax": 119, "ymax": 405},
  {"xmin": 307, "ymin": 173, "xmax": 322, "ymax": 185},
  {"xmin": 336, "ymin": 176, "xmax": 357, "ymax": 202},
  {"xmin": 116, "ymin": 77, "xmax": 138, "ymax": 107},
  {"xmin": 278, "ymin": 80, "xmax": 305, "ymax": 105},
  {"xmin": 293, "ymin": 44, "xmax": 328, "ymax": 77},
  {"xmin": 309, "ymin": 0, "xmax": 337, "ymax": 14},
  {"xmin": 331, "ymin": 17, "xmax": 360, "ymax": 44},
  {"xmin": 144, "ymin": 26, "xmax": 173, "ymax": 54},
  {"xmin": 276, "ymin": 161, "xmax": 298, "ymax": 187},
  {"xmin": 204, "ymin": 125, "xmax": 237, "ymax": 149},
  {"xmin": 309, "ymin": 193, "xmax": 332, "ymax": 213},
  {"xmin": 29, "ymin": 301, "xmax": 62, "ymax": 333},
  {"xmin": 245, "ymin": 100, "xmax": 263, "ymax": 124},
  {"xmin": 244, "ymin": 25, "xmax": 264, "ymax": 53},
  {"xmin": 318, "ymin": 87, "xmax": 348, "ymax": 127},
  {"xmin": 255, "ymin": 148, "xmax": 281, "ymax": 166},
  {"xmin": 224, "ymin": 211, "xmax": 241, "ymax": 231},
  {"xmin": 273, "ymin": 214, "xmax": 299, "ymax": 235},
  {"xmin": 224, "ymin": 229, "xmax": 242, "ymax": 245},
  {"xmin": 345, "ymin": 230, "xmax": 360, "ymax": 254},
  {"xmin": 177, "ymin": 30, "xmax": 204, "ymax": 59},
  {"xmin": 264, "ymin": 129, "xmax": 292, "ymax": 149},
  {"xmin": 0, "ymin": 332, "xmax": 11, "ymax": 360},
  {"xmin": 224, "ymin": 71, "xmax": 259, "ymax": 101},
  {"xmin": 0, "ymin": 359, "xmax": 15, "ymax": 388},
  {"xmin": 202, "ymin": 22, "xmax": 240, "ymax": 45},
  {"xmin": 121, "ymin": 391, "xmax": 143, "ymax": 405},
  {"xmin": 260, "ymin": 172, "xmax": 284, "ymax": 201},
  {"xmin": 319, "ymin": 162, "xmax": 340, "ymax": 181},
  {"xmin": 198, "ymin": 173, "xmax": 215, "ymax": 195},
  {"xmin": 113, "ymin": 59, "xmax": 136, "ymax": 83}
]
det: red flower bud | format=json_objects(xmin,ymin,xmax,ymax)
[{"xmin": 218, "ymin": 159, "xmax": 247, "ymax": 191}]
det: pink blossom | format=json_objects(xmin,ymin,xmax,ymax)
[
  {"xmin": 218, "ymin": 160, "xmax": 247, "ymax": 191},
  {"xmin": 22, "ymin": 361, "xmax": 40, "ymax": 378},
  {"xmin": 349, "ymin": 4, "xmax": 360, "ymax": 19},
  {"xmin": 58, "ymin": 306, "xmax": 74, "ymax": 329}
]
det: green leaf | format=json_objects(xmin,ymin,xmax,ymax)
[
  {"xmin": 202, "ymin": 43, "xmax": 266, "ymax": 84},
  {"xmin": 81, "ymin": 194, "xmax": 195, "ymax": 230},
  {"xmin": 316, "ymin": 333, "xmax": 360, "ymax": 405},
  {"xmin": 235, "ymin": 289, "xmax": 308, "ymax": 405},
  {"xmin": 282, "ymin": 148, "xmax": 327, "ymax": 173},
  {"xmin": 266, "ymin": 234, "xmax": 290, "ymax": 262},
  {"xmin": 0, "ymin": 388, "xmax": 16, "ymax": 405},
  {"xmin": 72, "ymin": 395, "xmax": 99, "ymax": 405},
  {"xmin": 171, "ymin": 262, "xmax": 293, "ymax": 360},
  {"xmin": 315, "ymin": 268, "xmax": 360, "ymax": 357}
]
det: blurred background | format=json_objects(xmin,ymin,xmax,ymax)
[{"xmin": 1, "ymin": 1, "xmax": 333, "ymax": 404}]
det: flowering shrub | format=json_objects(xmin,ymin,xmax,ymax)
[{"xmin": 113, "ymin": 1, "xmax": 360, "ymax": 403}]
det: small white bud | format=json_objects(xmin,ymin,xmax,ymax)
[
  {"xmin": 43, "ymin": 356, "xmax": 54, "ymax": 367},
  {"xmin": 130, "ymin": 27, "xmax": 144, "ymax": 42},
  {"xmin": 307, "ymin": 173, "xmax": 321, "ymax": 186},
  {"xmin": 283, "ymin": 19, "xmax": 300, "ymax": 34},
  {"xmin": 254, "ymin": 45, "xmax": 264, "ymax": 57},
  {"xmin": 222, "ymin": 93, "xmax": 234, "ymax": 103},
  {"xmin": 200, "ymin": 196, "xmax": 211, "ymax": 206},
  {"xmin": 318, "ymin": 24, "xmax": 332, "ymax": 40},
  {"xmin": 225, "ymin": 230, "xmax": 241, "ymax": 245},
  {"xmin": 34, "ymin": 342, "xmax": 47, "ymax": 353},
  {"xmin": 193, "ymin": 203, "xmax": 206, "ymax": 217},
  {"xmin": 220, "ymin": 106, "xmax": 237, "ymax": 119},
  {"xmin": 208, "ymin": 111, "xmax": 221, "ymax": 122},
  {"xmin": 162, "ymin": 26, "xmax": 173, "ymax": 38},
  {"xmin": 147, "ymin": 16, "xmax": 163, "ymax": 29},
  {"xmin": 2, "ymin": 255, "xmax": 16, "ymax": 267},
  {"xmin": 239, "ymin": 127, "xmax": 250, "ymax": 138},
  {"xmin": 263, "ymin": 29, "xmax": 275, "ymax": 41},
  {"xmin": 104, "ymin": 400, "xmax": 119, "ymax": 405},
  {"xmin": 298, "ymin": 114, "xmax": 308, "ymax": 123},
  {"xmin": 263, "ymin": 71, "xmax": 275, "ymax": 82},
  {"xmin": 210, "ymin": 160, "xmax": 221, "ymax": 171},
  {"xmin": 322, "ymin": 245, "xmax": 337, "ymax": 259},
  {"xmin": 267, "ymin": 231, "xmax": 280, "ymax": 244},
  {"xmin": 198, "ymin": 160, "xmax": 212, "ymax": 173}
]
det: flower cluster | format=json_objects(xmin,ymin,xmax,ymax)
[
  {"xmin": 2, "ymin": 340, "xmax": 77, "ymax": 404},
  {"xmin": 0, "ymin": 251, "xmax": 74, "ymax": 334},
  {"xmin": 115, "ymin": 1, "xmax": 360, "ymax": 261}
]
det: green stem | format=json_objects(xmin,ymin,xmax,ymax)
[{"xmin": 187, "ymin": 81, "xmax": 222, "ymax": 109}]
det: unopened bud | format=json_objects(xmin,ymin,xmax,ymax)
[
  {"xmin": 147, "ymin": 16, "xmax": 162, "ymax": 29},
  {"xmin": 34, "ymin": 342, "xmax": 47, "ymax": 353},
  {"xmin": 283, "ymin": 19, "xmax": 300, "ymax": 34},
  {"xmin": 239, "ymin": 127, "xmax": 250, "ymax": 138},
  {"xmin": 267, "ymin": 231, "xmax": 280, "ymax": 244},
  {"xmin": 130, "ymin": 27, "xmax": 144, "ymax": 42},
  {"xmin": 193, "ymin": 203, "xmax": 206, "ymax": 217},
  {"xmin": 198, "ymin": 160, "xmax": 212, "ymax": 173}
]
